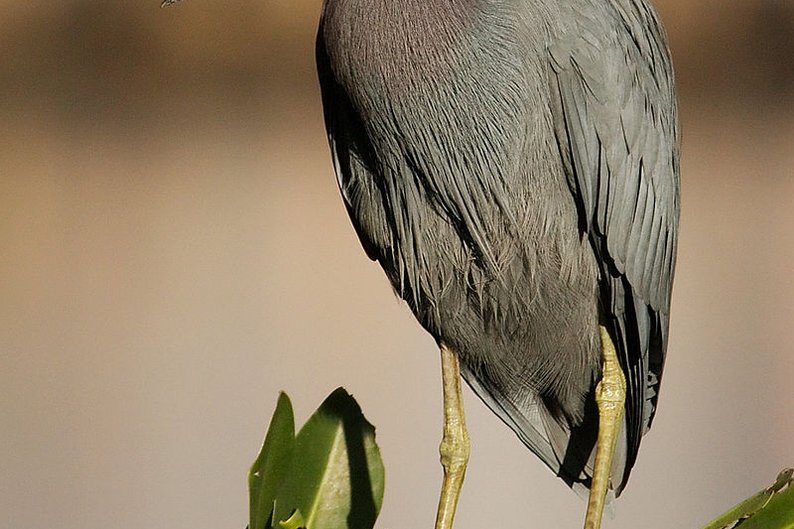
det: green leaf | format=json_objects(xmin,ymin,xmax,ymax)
[
  {"xmin": 272, "ymin": 387, "xmax": 385, "ymax": 529},
  {"xmin": 702, "ymin": 468, "xmax": 794, "ymax": 529},
  {"xmin": 732, "ymin": 479, "xmax": 794, "ymax": 529},
  {"xmin": 249, "ymin": 392, "xmax": 296, "ymax": 529},
  {"xmin": 278, "ymin": 509, "xmax": 307, "ymax": 529}
]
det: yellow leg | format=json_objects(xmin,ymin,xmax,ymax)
[
  {"xmin": 584, "ymin": 326, "xmax": 627, "ymax": 529},
  {"xmin": 434, "ymin": 343, "xmax": 471, "ymax": 529}
]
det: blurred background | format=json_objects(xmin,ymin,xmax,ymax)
[{"xmin": 1, "ymin": 1, "xmax": 793, "ymax": 529}]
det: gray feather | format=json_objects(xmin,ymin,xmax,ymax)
[
  {"xmin": 548, "ymin": 0, "xmax": 679, "ymax": 491},
  {"xmin": 317, "ymin": 0, "xmax": 679, "ymax": 497}
]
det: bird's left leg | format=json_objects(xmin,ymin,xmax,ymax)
[
  {"xmin": 434, "ymin": 342, "xmax": 471, "ymax": 529},
  {"xmin": 583, "ymin": 326, "xmax": 627, "ymax": 529}
]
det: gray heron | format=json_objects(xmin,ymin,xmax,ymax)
[{"xmin": 316, "ymin": 1, "xmax": 679, "ymax": 527}]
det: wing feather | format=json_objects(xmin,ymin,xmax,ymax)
[{"xmin": 549, "ymin": 0, "xmax": 680, "ymax": 492}]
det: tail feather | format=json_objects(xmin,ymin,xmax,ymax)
[{"xmin": 460, "ymin": 365, "xmax": 629, "ymax": 498}]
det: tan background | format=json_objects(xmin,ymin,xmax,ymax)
[{"xmin": 1, "ymin": 1, "xmax": 793, "ymax": 529}]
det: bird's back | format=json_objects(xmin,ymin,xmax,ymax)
[{"xmin": 317, "ymin": 0, "xmax": 678, "ymax": 496}]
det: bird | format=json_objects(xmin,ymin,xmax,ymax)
[{"xmin": 315, "ymin": 1, "xmax": 679, "ymax": 528}]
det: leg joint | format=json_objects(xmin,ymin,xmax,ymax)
[{"xmin": 439, "ymin": 433, "xmax": 470, "ymax": 467}]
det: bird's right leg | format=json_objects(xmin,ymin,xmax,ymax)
[
  {"xmin": 434, "ymin": 342, "xmax": 471, "ymax": 529},
  {"xmin": 583, "ymin": 326, "xmax": 627, "ymax": 529}
]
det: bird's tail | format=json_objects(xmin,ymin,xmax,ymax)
[{"xmin": 460, "ymin": 367, "xmax": 628, "ymax": 499}]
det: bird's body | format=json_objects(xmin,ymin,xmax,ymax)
[{"xmin": 317, "ymin": 0, "xmax": 678, "ymax": 507}]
